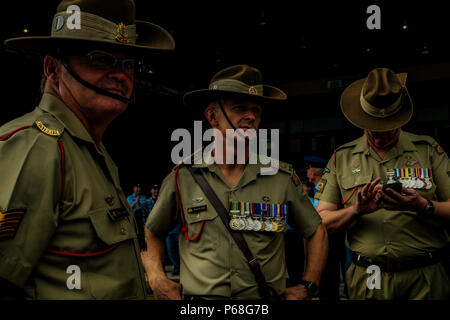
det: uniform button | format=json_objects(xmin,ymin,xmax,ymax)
[
  {"xmin": 120, "ymin": 227, "xmax": 127, "ymax": 235},
  {"xmin": 383, "ymin": 220, "xmax": 387, "ymax": 223}
]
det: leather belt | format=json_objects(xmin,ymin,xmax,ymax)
[{"xmin": 352, "ymin": 250, "xmax": 445, "ymax": 273}]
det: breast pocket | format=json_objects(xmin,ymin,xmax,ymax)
[
  {"xmin": 86, "ymin": 208, "xmax": 141, "ymax": 299},
  {"xmin": 339, "ymin": 174, "xmax": 372, "ymax": 206},
  {"xmin": 182, "ymin": 200, "xmax": 218, "ymax": 239},
  {"xmin": 88, "ymin": 207, "xmax": 137, "ymax": 245}
]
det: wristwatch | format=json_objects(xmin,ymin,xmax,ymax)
[
  {"xmin": 299, "ymin": 280, "xmax": 319, "ymax": 297},
  {"xmin": 418, "ymin": 199, "xmax": 435, "ymax": 216}
]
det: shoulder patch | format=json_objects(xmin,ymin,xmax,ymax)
[
  {"xmin": 35, "ymin": 120, "xmax": 60, "ymax": 137},
  {"xmin": 406, "ymin": 132, "xmax": 436, "ymax": 145},
  {"xmin": 316, "ymin": 179, "xmax": 327, "ymax": 194},
  {"xmin": 0, "ymin": 208, "xmax": 26, "ymax": 240},
  {"xmin": 335, "ymin": 136, "xmax": 362, "ymax": 152},
  {"xmin": 436, "ymin": 144, "xmax": 445, "ymax": 154}
]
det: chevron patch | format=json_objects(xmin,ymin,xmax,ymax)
[{"xmin": 0, "ymin": 209, "xmax": 26, "ymax": 240}]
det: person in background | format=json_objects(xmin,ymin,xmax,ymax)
[
  {"xmin": 127, "ymin": 184, "xmax": 148, "ymax": 251},
  {"xmin": 305, "ymin": 155, "xmax": 346, "ymax": 300}
]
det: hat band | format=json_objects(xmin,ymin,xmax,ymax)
[
  {"xmin": 51, "ymin": 11, "xmax": 136, "ymax": 44},
  {"xmin": 209, "ymin": 79, "xmax": 264, "ymax": 96},
  {"xmin": 360, "ymin": 89, "xmax": 404, "ymax": 118}
]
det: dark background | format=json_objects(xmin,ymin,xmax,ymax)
[{"xmin": 1, "ymin": 0, "xmax": 449, "ymax": 196}]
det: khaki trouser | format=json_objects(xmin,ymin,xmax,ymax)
[{"xmin": 346, "ymin": 262, "xmax": 450, "ymax": 300}]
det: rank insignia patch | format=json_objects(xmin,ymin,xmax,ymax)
[
  {"xmin": 316, "ymin": 179, "xmax": 327, "ymax": 193},
  {"xmin": 0, "ymin": 209, "xmax": 26, "ymax": 240}
]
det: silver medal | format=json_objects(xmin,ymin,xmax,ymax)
[{"xmin": 264, "ymin": 220, "xmax": 273, "ymax": 232}]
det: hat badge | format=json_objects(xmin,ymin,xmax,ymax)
[
  {"xmin": 52, "ymin": 15, "xmax": 65, "ymax": 32},
  {"xmin": 248, "ymin": 86, "xmax": 258, "ymax": 95},
  {"xmin": 115, "ymin": 22, "xmax": 129, "ymax": 44}
]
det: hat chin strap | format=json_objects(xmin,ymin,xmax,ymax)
[
  {"xmin": 61, "ymin": 62, "xmax": 134, "ymax": 104},
  {"xmin": 218, "ymin": 99, "xmax": 237, "ymax": 130},
  {"xmin": 217, "ymin": 99, "xmax": 247, "ymax": 140}
]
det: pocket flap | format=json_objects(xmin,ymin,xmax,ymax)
[
  {"xmin": 88, "ymin": 207, "xmax": 136, "ymax": 245},
  {"xmin": 184, "ymin": 206, "xmax": 218, "ymax": 224},
  {"xmin": 341, "ymin": 174, "xmax": 372, "ymax": 190}
]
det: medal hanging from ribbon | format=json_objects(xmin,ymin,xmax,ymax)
[
  {"xmin": 228, "ymin": 201, "xmax": 289, "ymax": 232},
  {"xmin": 386, "ymin": 167, "xmax": 432, "ymax": 190}
]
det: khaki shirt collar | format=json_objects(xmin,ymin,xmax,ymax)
[
  {"xmin": 38, "ymin": 93, "xmax": 96, "ymax": 145},
  {"xmin": 193, "ymin": 150, "xmax": 263, "ymax": 190},
  {"xmin": 352, "ymin": 135, "xmax": 370, "ymax": 154},
  {"xmin": 352, "ymin": 131, "xmax": 417, "ymax": 160}
]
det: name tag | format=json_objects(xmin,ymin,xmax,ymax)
[
  {"xmin": 107, "ymin": 207, "xmax": 129, "ymax": 222},
  {"xmin": 187, "ymin": 205, "xmax": 207, "ymax": 214}
]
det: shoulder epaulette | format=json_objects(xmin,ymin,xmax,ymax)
[
  {"xmin": 278, "ymin": 160, "xmax": 293, "ymax": 175},
  {"xmin": 335, "ymin": 136, "xmax": 363, "ymax": 152},
  {"xmin": 405, "ymin": 132, "xmax": 437, "ymax": 146},
  {"xmin": 405, "ymin": 132, "xmax": 446, "ymax": 154},
  {"xmin": 172, "ymin": 148, "xmax": 204, "ymax": 171}
]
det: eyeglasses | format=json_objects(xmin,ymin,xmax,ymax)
[{"xmin": 85, "ymin": 50, "xmax": 137, "ymax": 74}]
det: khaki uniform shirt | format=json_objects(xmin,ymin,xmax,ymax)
[
  {"xmin": 315, "ymin": 131, "xmax": 450, "ymax": 263},
  {"xmin": 146, "ymin": 158, "xmax": 322, "ymax": 299},
  {"xmin": 0, "ymin": 93, "xmax": 148, "ymax": 299}
]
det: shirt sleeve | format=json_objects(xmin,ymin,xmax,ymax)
[
  {"xmin": 430, "ymin": 142, "xmax": 450, "ymax": 201},
  {"xmin": 286, "ymin": 171, "xmax": 322, "ymax": 238},
  {"xmin": 0, "ymin": 131, "xmax": 61, "ymax": 288},
  {"xmin": 314, "ymin": 155, "xmax": 342, "ymax": 205},
  {"xmin": 145, "ymin": 170, "xmax": 179, "ymax": 237},
  {"xmin": 127, "ymin": 195, "xmax": 134, "ymax": 205}
]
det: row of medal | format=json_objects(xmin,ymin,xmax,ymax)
[
  {"xmin": 228, "ymin": 201, "xmax": 288, "ymax": 232},
  {"xmin": 386, "ymin": 168, "xmax": 433, "ymax": 190}
]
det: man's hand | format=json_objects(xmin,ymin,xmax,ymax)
[
  {"xmin": 284, "ymin": 284, "xmax": 310, "ymax": 300},
  {"xmin": 378, "ymin": 187, "xmax": 428, "ymax": 212},
  {"xmin": 141, "ymin": 234, "xmax": 182, "ymax": 300},
  {"xmin": 354, "ymin": 177, "xmax": 383, "ymax": 215},
  {"xmin": 150, "ymin": 277, "xmax": 182, "ymax": 300}
]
